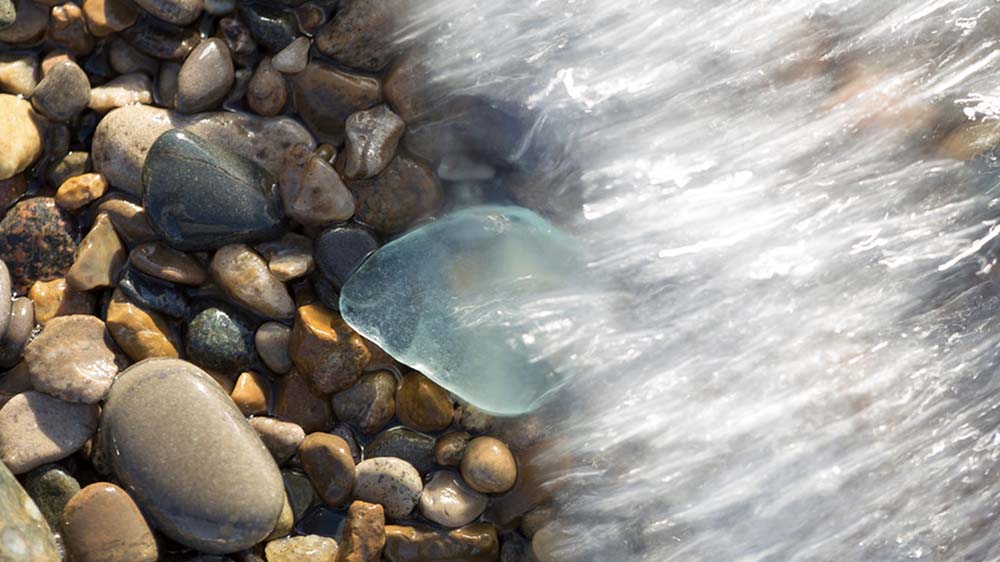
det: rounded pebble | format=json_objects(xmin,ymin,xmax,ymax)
[
  {"xmin": 211, "ymin": 244, "xmax": 295, "ymax": 320},
  {"xmin": 31, "ymin": 61, "xmax": 91, "ymax": 122},
  {"xmin": 130, "ymin": 241, "xmax": 208, "ymax": 286},
  {"xmin": 106, "ymin": 287, "xmax": 180, "ymax": 361},
  {"xmin": 0, "ymin": 198, "xmax": 78, "ymax": 293},
  {"xmin": 21, "ymin": 464, "xmax": 80, "ymax": 529},
  {"xmin": 66, "ymin": 213, "xmax": 126, "ymax": 291},
  {"xmin": 460, "ymin": 437, "xmax": 517, "ymax": 495},
  {"xmin": 0, "ymin": 94, "xmax": 46, "ymax": 181},
  {"xmin": 395, "ymin": 372, "xmax": 453, "ymax": 432},
  {"xmin": 61, "ymin": 482, "xmax": 158, "ymax": 562},
  {"xmin": 249, "ymin": 417, "xmax": 304, "ymax": 465},
  {"xmin": 246, "ymin": 57, "xmax": 287, "ymax": 117},
  {"xmin": 255, "ymin": 321, "xmax": 292, "ymax": 374},
  {"xmin": 55, "ymin": 173, "xmax": 109, "ymax": 212},
  {"xmin": 279, "ymin": 144, "xmax": 356, "ymax": 227},
  {"xmin": 271, "ymin": 36, "xmax": 309, "ymax": 75},
  {"xmin": 176, "ymin": 37, "xmax": 234, "ymax": 113},
  {"xmin": 185, "ymin": 306, "xmax": 256, "ymax": 375},
  {"xmin": 434, "ymin": 432, "xmax": 471, "ymax": 468},
  {"xmin": 298, "ymin": 432, "xmax": 355, "ymax": 507},
  {"xmin": 332, "ymin": 370, "xmax": 396, "ymax": 434},
  {"xmin": 353, "ymin": 457, "xmax": 422, "ymax": 519},
  {"xmin": 230, "ymin": 370, "xmax": 269, "ymax": 416},
  {"xmin": 0, "ymin": 297, "xmax": 34, "ymax": 368},
  {"xmin": 133, "ymin": 0, "xmax": 202, "ymax": 26},
  {"xmin": 29, "ymin": 277, "xmax": 94, "ymax": 324},
  {"xmin": 419, "ymin": 471, "xmax": 488, "ymax": 528},
  {"xmin": 288, "ymin": 303, "xmax": 370, "ymax": 394}
]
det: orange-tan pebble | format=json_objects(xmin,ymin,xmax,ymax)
[{"xmin": 55, "ymin": 173, "xmax": 109, "ymax": 211}]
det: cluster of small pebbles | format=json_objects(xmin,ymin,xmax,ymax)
[{"xmin": 0, "ymin": 0, "xmax": 552, "ymax": 561}]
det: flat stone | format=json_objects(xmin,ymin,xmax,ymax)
[
  {"xmin": 67, "ymin": 213, "xmax": 126, "ymax": 291},
  {"xmin": 419, "ymin": 471, "xmax": 487, "ymax": 528},
  {"xmin": 32, "ymin": 61, "xmax": 90, "ymax": 122},
  {"xmin": 383, "ymin": 524, "xmax": 498, "ymax": 562},
  {"xmin": 0, "ymin": 461, "xmax": 61, "ymax": 561},
  {"xmin": 230, "ymin": 370, "xmax": 269, "ymax": 415},
  {"xmin": 395, "ymin": 372, "xmax": 453, "ymax": 433},
  {"xmin": 341, "ymin": 105, "xmax": 405, "ymax": 180},
  {"xmin": 88, "ymin": 72, "xmax": 153, "ymax": 113},
  {"xmin": 121, "ymin": 14, "xmax": 201, "ymax": 60},
  {"xmin": 434, "ymin": 432, "xmax": 470, "ymax": 468},
  {"xmin": 347, "ymin": 156, "xmax": 442, "ymax": 234},
  {"xmin": 0, "ymin": 95, "xmax": 46, "ymax": 181},
  {"xmin": 48, "ymin": 3, "xmax": 93, "ymax": 54},
  {"xmin": 211, "ymin": 244, "xmax": 295, "ymax": 320},
  {"xmin": 117, "ymin": 267, "xmax": 191, "ymax": 318},
  {"xmin": 299, "ymin": 432, "xmax": 354, "ymax": 507},
  {"xmin": 336, "ymin": 500, "xmax": 384, "ymax": 562},
  {"xmin": 133, "ymin": 0, "xmax": 202, "ymax": 25},
  {"xmin": 0, "ymin": 297, "xmax": 34, "ymax": 368},
  {"xmin": 0, "ymin": 391, "xmax": 98, "ymax": 474},
  {"xmin": 0, "ymin": 54, "xmax": 38, "ymax": 96},
  {"xmin": 0, "ymin": 198, "xmax": 78, "ymax": 293},
  {"xmin": 331, "ymin": 370, "xmax": 396, "ymax": 434},
  {"xmin": 93, "ymin": 104, "xmax": 315, "ymax": 195},
  {"xmin": 314, "ymin": 0, "xmax": 402, "ymax": 72},
  {"xmin": 272, "ymin": 36, "xmax": 309, "ymax": 74},
  {"xmin": 280, "ymin": 144, "xmax": 356, "ymax": 227},
  {"xmin": 55, "ymin": 173, "xmax": 109, "ymax": 212},
  {"xmin": 82, "ymin": 0, "xmax": 138, "ymax": 36},
  {"xmin": 101, "ymin": 358, "xmax": 285, "ymax": 553},
  {"xmin": 353, "ymin": 457, "xmax": 421, "ymax": 519},
  {"xmin": 107, "ymin": 287, "xmax": 180, "ymax": 361},
  {"xmin": 256, "ymin": 232, "xmax": 314, "ymax": 282},
  {"xmin": 142, "ymin": 129, "xmax": 286, "ymax": 251},
  {"xmin": 0, "ymin": 0, "xmax": 47, "ymax": 44},
  {"xmin": 29, "ymin": 277, "xmax": 93, "ymax": 324},
  {"xmin": 185, "ymin": 306, "xmax": 256, "ymax": 375},
  {"xmin": 21, "ymin": 464, "xmax": 80, "ymax": 530},
  {"xmin": 246, "ymin": 57, "xmax": 286, "ymax": 117},
  {"xmin": 364, "ymin": 427, "xmax": 435, "ymax": 476},
  {"xmin": 255, "ymin": 321, "xmax": 292, "ymax": 374},
  {"xmin": 25, "ymin": 315, "xmax": 119, "ymax": 404},
  {"xmin": 274, "ymin": 369, "xmax": 331, "ymax": 433},
  {"xmin": 265, "ymin": 535, "xmax": 338, "ymax": 562},
  {"xmin": 288, "ymin": 303, "xmax": 370, "ymax": 394},
  {"xmin": 291, "ymin": 62, "xmax": 381, "ymax": 145},
  {"xmin": 314, "ymin": 225, "xmax": 379, "ymax": 288},
  {"xmin": 97, "ymin": 197, "xmax": 157, "ymax": 245},
  {"xmin": 176, "ymin": 38, "xmax": 234, "ymax": 113},
  {"xmin": 249, "ymin": 417, "xmax": 304, "ymax": 465},
  {"xmin": 237, "ymin": 2, "xmax": 295, "ymax": 53},
  {"xmin": 460, "ymin": 436, "xmax": 517, "ymax": 494},
  {"xmin": 61, "ymin": 482, "xmax": 158, "ymax": 562},
  {"xmin": 129, "ymin": 242, "xmax": 206, "ymax": 286}
]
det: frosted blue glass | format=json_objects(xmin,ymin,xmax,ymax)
[{"xmin": 339, "ymin": 206, "xmax": 587, "ymax": 416}]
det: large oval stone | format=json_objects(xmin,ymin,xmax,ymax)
[
  {"xmin": 142, "ymin": 129, "xmax": 285, "ymax": 251},
  {"xmin": 101, "ymin": 358, "xmax": 284, "ymax": 553}
]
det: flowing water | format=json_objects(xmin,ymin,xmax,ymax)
[{"xmin": 400, "ymin": 2, "xmax": 1000, "ymax": 561}]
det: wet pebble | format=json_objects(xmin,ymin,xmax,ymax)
[
  {"xmin": 264, "ymin": 535, "xmax": 338, "ymax": 562},
  {"xmin": 314, "ymin": 0, "xmax": 401, "ymax": 72},
  {"xmin": 314, "ymin": 225, "xmax": 379, "ymax": 287},
  {"xmin": 176, "ymin": 38, "xmax": 234, "ymax": 113},
  {"xmin": 211, "ymin": 244, "xmax": 295, "ymax": 320},
  {"xmin": 250, "ymin": 417, "xmax": 305, "ymax": 465},
  {"xmin": 0, "ymin": 0, "xmax": 47, "ymax": 44},
  {"xmin": 419, "ymin": 471, "xmax": 487, "ymax": 528},
  {"xmin": 255, "ymin": 321, "xmax": 292, "ymax": 374},
  {"xmin": 434, "ymin": 432, "xmax": 470, "ymax": 468},
  {"xmin": 142, "ymin": 129, "xmax": 286, "ymax": 251},
  {"xmin": 272, "ymin": 36, "xmax": 309, "ymax": 74},
  {"xmin": 341, "ymin": 105, "xmax": 405, "ymax": 180},
  {"xmin": 395, "ymin": 372, "xmax": 453, "ymax": 432},
  {"xmin": 383, "ymin": 524, "xmax": 498, "ymax": 562},
  {"xmin": 67, "ymin": 213, "xmax": 126, "ymax": 291},
  {"xmin": 55, "ymin": 173, "xmax": 109, "ymax": 212},
  {"xmin": 117, "ymin": 266, "xmax": 191, "ymax": 318},
  {"xmin": 461, "ymin": 437, "xmax": 517, "ymax": 494},
  {"xmin": 130, "ymin": 241, "xmax": 207, "ymax": 286},
  {"xmin": 106, "ymin": 287, "xmax": 179, "ymax": 360},
  {"xmin": 21, "ymin": 464, "xmax": 80, "ymax": 530},
  {"xmin": 185, "ymin": 306, "xmax": 256, "ymax": 374},
  {"xmin": 29, "ymin": 277, "xmax": 94, "ymax": 324},
  {"xmin": 279, "ymin": 144, "xmax": 355, "ymax": 228},
  {"xmin": 298, "ymin": 432, "xmax": 355, "ymax": 507},
  {"xmin": 0, "ymin": 390, "xmax": 98, "ymax": 474},
  {"xmin": 348, "ymin": 156, "xmax": 443, "ymax": 234},
  {"xmin": 256, "ymin": 232, "xmax": 314, "ymax": 282},
  {"xmin": 237, "ymin": 2, "xmax": 296, "ymax": 53},
  {"xmin": 352, "ymin": 457, "xmax": 422, "ymax": 519},
  {"xmin": 98, "ymin": 197, "xmax": 158, "ymax": 245},
  {"xmin": 0, "ymin": 54, "xmax": 39, "ymax": 96},
  {"xmin": 82, "ymin": 0, "xmax": 138, "ymax": 37},
  {"xmin": 291, "ymin": 62, "xmax": 381, "ymax": 144},
  {"xmin": 133, "ymin": 0, "xmax": 202, "ymax": 26},
  {"xmin": 246, "ymin": 57, "xmax": 287, "ymax": 117},
  {"xmin": 0, "ymin": 94, "xmax": 46, "ymax": 181},
  {"xmin": 288, "ymin": 303, "xmax": 370, "ymax": 393},
  {"xmin": 0, "ymin": 461, "xmax": 61, "ymax": 561},
  {"xmin": 0, "ymin": 198, "xmax": 78, "ymax": 293},
  {"xmin": 88, "ymin": 72, "xmax": 154, "ymax": 112},
  {"xmin": 0, "ymin": 297, "xmax": 34, "ymax": 368},
  {"xmin": 230, "ymin": 370, "xmax": 269, "ymax": 415},
  {"xmin": 25, "ymin": 315, "xmax": 119, "ymax": 404},
  {"xmin": 101, "ymin": 358, "xmax": 285, "ymax": 553},
  {"xmin": 364, "ymin": 427, "xmax": 436, "ymax": 476},
  {"xmin": 337, "ymin": 500, "xmax": 385, "ymax": 562},
  {"xmin": 274, "ymin": 369, "xmax": 332, "ymax": 433},
  {"xmin": 48, "ymin": 3, "xmax": 94, "ymax": 54},
  {"xmin": 332, "ymin": 370, "xmax": 396, "ymax": 434},
  {"xmin": 32, "ymin": 61, "xmax": 90, "ymax": 122},
  {"xmin": 61, "ymin": 482, "xmax": 159, "ymax": 562}
]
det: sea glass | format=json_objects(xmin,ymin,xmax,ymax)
[{"xmin": 339, "ymin": 205, "xmax": 588, "ymax": 416}]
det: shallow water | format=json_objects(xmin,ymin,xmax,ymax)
[{"xmin": 401, "ymin": 2, "xmax": 1000, "ymax": 561}]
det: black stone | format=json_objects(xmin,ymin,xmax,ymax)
[
  {"xmin": 363, "ymin": 426, "xmax": 435, "ymax": 475},
  {"xmin": 122, "ymin": 14, "xmax": 201, "ymax": 61},
  {"xmin": 294, "ymin": 506, "xmax": 346, "ymax": 539},
  {"xmin": 238, "ymin": 3, "xmax": 297, "ymax": 54},
  {"xmin": 118, "ymin": 267, "xmax": 192, "ymax": 319},
  {"xmin": 185, "ymin": 306, "xmax": 257, "ymax": 375},
  {"xmin": 314, "ymin": 225, "xmax": 379, "ymax": 288},
  {"xmin": 310, "ymin": 272, "xmax": 339, "ymax": 311},
  {"xmin": 142, "ymin": 129, "xmax": 285, "ymax": 251}
]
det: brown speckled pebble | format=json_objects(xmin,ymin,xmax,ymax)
[
  {"xmin": 383, "ymin": 524, "xmax": 498, "ymax": 562},
  {"xmin": 434, "ymin": 432, "xmax": 471, "ymax": 468},
  {"xmin": 55, "ymin": 173, "xmax": 109, "ymax": 212},
  {"xmin": 246, "ymin": 57, "xmax": 287, "ymax": 117},
  {"xmin": 336, "ymin": 500, "xmax": 385, "ymax": 562},
  {"xmin": 352, "ymin": 457, "xmax": 422, "ymax": 519},
  {"xmin": 288, "ymin": 303, "xmax": 370, "ymax": 394},
  {"xmin": 25, "ymin": 315, "xmax": 119, "ymax": 404},
  {"xmin": 211, "ymin": 244, "xmax": 295, "ymax": 320}
]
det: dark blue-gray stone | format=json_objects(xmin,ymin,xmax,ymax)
[
  {"xmin": 314, "ymin": 225, "xmax": 379, "ymax": 288},
  {"xmin": 118, "ymin": 266, "xmax": 192, "ymax": 319},
  {"xmin": 185, "ymin": 306, "xmax": 257, "ymax": 375},
  {"xmin": 237, "ymin": 2, "xmax": 296, "ymax": 53},
  {"xmin": 363, "ymin": 426, "xmax": 436, "ymax": 475},
  {"xmin": 142, "ymin": 129, "xmax": 285, "ymax": 251}
]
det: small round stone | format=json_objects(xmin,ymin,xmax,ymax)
[
  {"xmin": 230, "ymin": 370, "xmax": 269, "ymax": 416},
  {"xmin": 256, "ymin": 232, "xmax": 314, "ymax": 283},
  {"xmin": 186, "ymin": 306, "xmax": 256, "ymax": 375},
  {"xmin": 21, "ymin": 464, "xmax": 81, "ymax": 530},
  {"xmin": 55, "ymin": 173, "xmax": 109, "ymax": 212},
  {"xmin": 265, "ymin": 535, "xmax": 338, "ymax": 562},
  {"xmin": 249, "ymin": 417, "xmax": 304, "ymax": 465},
  {"xmin": 353, "ymin": 457, "xmax": 422, "ymax": 519},
  {"xmin": 298, "ymin": 432, "xmax": 355, "ymax": 507},
  {"xmin": 130, "ymin": 242, "xmax": 207, "ymax": 286},
  {"xmin": 271, "ymin": 36, "xmax": 309, "ymax": 75},
  {"xmin": 31, "ymin": 61, "xmax": 91, "ymax": 122},
  {"xmin": 314, "ymin": 225, "xmax": 379, "ymax": 288},
  {"xmin": 288, "ymin": 303, "xmax": 370, "ymax": 394},
  {"xmin": 211, "ymin": 244, "xmax": 295, "ymax": 320},
  {"xmin": 106, "ymin": 287, "xmax": 180, "ymax": 361},
  {"xmin": 279, "ymin": 144, "xmax": 355, "ymax": 227},
  {"xmin": 0, "ymin": 94, "xmax": 46, "ymax": 181},
  {"xmin": 61, "ymin": 482, "xmax": 158, "ymax": 562},
  {"xmin": 0, "ymin": 198, "xmax": 78, "ymax": 293},
  {"xmin": 460, "ymin": 437, "xmax": 517, "ymax": 494},
  {"xmin": 395, "ymin": 372, "xmax": 453, "ymax": 432},
  {"xmin": 332, "ymin": 370, "xmax": 396, "ymax": 434},
  {"xmin": 341, "ymin": 105, "xmax": 405, "ymax": 180},
  {"xmin": 434, "ymin": 432, "xmax": 471, "ymax": 467},
  {"xmin": 0, "ymin": 390, "xmax": 98, "ymax": 474},
  {"xmin": 176, "ymin": 37, "xmax": 234, "ymax": 113},
  {"xmin": 24, "ymin": 315, "xmax": 120, "ymax": 404},
  {"xmin": 246, "ymin": 57, "xmax": 287, "ymax": 117},
  {"xmin": 255, "ymin": 321, "xmax": 292, "ymax": 374},
  {"xmin": 419, "ymin": 471, "xmax": 488, "ymax": 528},
  {"xmin": 29, "ymin": 277, "xmax": 94, "ymax": 324},
  {"xmin": 0, "ymin": 0, "xmax": 47, "ymax": 44}
]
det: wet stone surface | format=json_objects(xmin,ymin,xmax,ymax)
[
  {"xmin": 185, "ymin": 306, "xmax": 257, "ymax": 375},
  {"xmin": 25, "ymin": 315, "xmax": 120, "ymax": 404}
]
